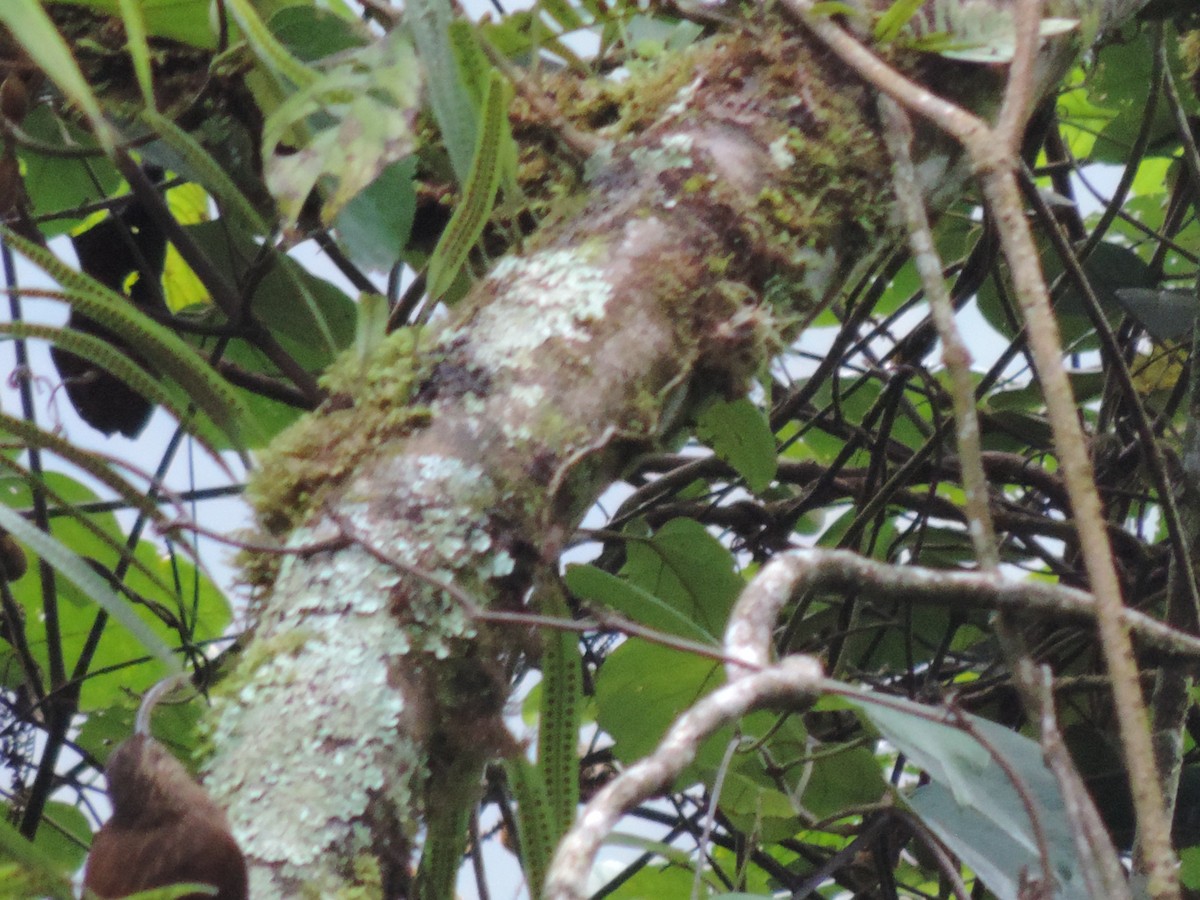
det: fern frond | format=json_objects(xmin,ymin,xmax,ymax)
[
  {"xmin": 2, "ymin": 321, "xmax": 233, "ymax": 468},
  {"xmin": 2, "ymin": 229, "xmax": 250, "ymax": 449}
]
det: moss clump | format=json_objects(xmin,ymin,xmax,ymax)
[{"xmin": 246, "ymin": 328, "xmax": 435, "ymax": 539}]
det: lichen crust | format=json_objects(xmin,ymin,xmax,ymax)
[{"xmin": 466, "ymin": 248, "xmax": 613, "ymax": 371}]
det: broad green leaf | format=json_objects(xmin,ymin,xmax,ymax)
[
  {"xmin": 406, "ymin": 0, "xmax": 480, "ymax": 184},
  {"xmin": 622, "ymin": 518, "xmax": 744, "ymax": 637},
  {"xmin": 263, "ymin": 31, "xmax": 422, "ymax": 227},
  {"xmin": 716, "ymin": 762, "xmax": 802, "ymax": 842},
  {"xmin": 224, "ymin": 0, "xmax": 318, "ymax": 90},
  {"xmin": 595, "ymin": 641, "xmax": 724, "ymax": 770},
  {"xmin": 29, "ymin": 802, "xmax": 89, "ymax": 873},
  {"xmin": 696, "ymin": 397, "xmax": 778, "ymax": 493},
  {"xmin": 1088, "ymin": 28, "xmax": 1181, "ymax": 163},
  {"xmin": 47, "ymin": 0, "xmax": 215, "ymax": 48},
  {"xmin": 798, "ymin": 745, "xmax": 888, "ymax": 818},
  {"xmin": 850, "ymin": 694, "xmax": 1091, "ymax": 900},
  {"xmin": 122, "ymin": 886, "xmax": 220, "ymax": 899},
  {"xmin": 184, "ymin": 221, "xmax": 356, "ymax": 354},
  {"xmin": 1182, "ymin": 846, "xmax": 1200, "ymax": 890},
  {"xmin": 271, "ymin": 4, "xmax": 367, "ymax": 61},
  {"xmin": 17, "ymin": 109, "xmax": 122, "ymax": 238},
  {"xmin": 1114, "ymin": 287, "xmax": 1199, "ymax": 342},
  {"xmin": 565, "ymin": 563, "xmax": 716, "ymax": 642},
  {"xmin": 0, "ymin": 815, "xmax": 74, "ymax": 900},
  {"xmin": 0, "ymin": 465, "xmax": 180, "ymax": 611},
  {"xmin": 1058, "ymin": 241, "xmax": 1155, "ymax": 321},
  {"xmin": 594, "ymin": 852, "xmax": 699, "ymax": 899},
  {"xmin": 332, "ymin": 157, "xmax": 418, "ymax": 272},
  {"xmin": 0, "ymin": 505, "xmax": 180, "ymax": 673}
]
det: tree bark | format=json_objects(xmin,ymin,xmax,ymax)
[{"xmin": 200, "ymin": 2, "xmax": 1148, "ymax": 894}]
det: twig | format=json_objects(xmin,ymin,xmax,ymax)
[
  {"xmin": 543, "ymin": 656, "xmax": 823, "ymax": 900},
  {"xmin": 722, "ymin": 549, "xmax": 1200, "ymax": 673},
  {"xmin": 774, "ymin": 1, "xmax": 1179, "ymax": 892},
  {"xmin": 1031, "ymin": 663, "xmax": 1131, "ymax": 899},
  {"xmin": 878, "ymin": 94, "xmax": 997, "ymax": 568}
]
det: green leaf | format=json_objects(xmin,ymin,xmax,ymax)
[
  {"xmin": 536, "ymin": 584, "xmax": 582, "ymax": 842},
  {"xmin": 622, "ymin": 518, "xmax": 744, "ymax": 637},
  {"xmin": 565, "ymin": 563, "xmax": 717, "ymax": 643},
  {"xmin": 263, "ymin": 31, "xmax": 422, "ymax": 227},
  {"xmin": 426, "ymin": 71, "xmax": 509, "ymax": 301},
  {"xmin": 504, "ymin": 755, "xmax": 555, "ymax": 896},
  {"xmin": 46, "ymin": 0, "xmax": 216, "ymax": 48},
  {"xmin": 225, "ymin": 0, "xmax": 319, "ymax": 90},
  {"xmin": 873, "ymin": 0, "xmax": 926, "ymax": 43},
  {"xmin": 1182, "ymin": 846, "xmax": 1200, "ymax": 889},
  {"xmin": 271, "ymin": 4, "xmax": 367, "ymax": 61},
  {"xmin": 849, "ymin": 695, "xmax": 1091, "ymax": 900},
  {"xmin": 332, "ymin": 157, "xmax": 418, "ymax": 272},
  {"xmin": 17, "ymin": 109, "xmax": 121, "ymax": 238},
  {"xmin": 29, "ymin": 802, "xmax": 89, "ymax": 873},
  {"xmin": 0, "ymin": 505, "xmax": 180, "ymax": 673},
  {"xmin": 799, "ymin": 745, "xmax": 888, "ymax": 818},
  {"xmin": 1114, "ymin": 287, "xmax": 1199, "ymax": 342},
  {"xmin": 0, "ymin": 815, "xmax": 74, "ymax": 900},
  {"xmin": 406, "ymin": 0, "xmax": 482, "ymax": 184},
  {"xmin": 184, "ymin": 221, "xmax": 356, "ymax": 355},
  {"xmin": 696, "ymin": 398, "xmax": 778, "ymax": 493},
  {"xmin": 115, "ymin": 0, "xmax": 154, "ymax": 106},
  {"xmin": 142, "ymin": 111, "xmax": 268, "ymax": 234},
  {"xmin": 595, "ymin": 642, "xmax": 724, "ymax": 769},
  {"xmin": 4, "ymin": 229, "xmax": 251, "ymax": 449},
  {"xmin": 0, "ymin": 324, "xmax": 230, "ymax": 466}
]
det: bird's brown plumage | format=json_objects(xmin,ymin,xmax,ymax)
[{"xmin": 83, "ymin": 734, "xmax": 247, "ymax": 900}]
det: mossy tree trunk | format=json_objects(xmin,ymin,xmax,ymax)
[{"xmin": 201, "ymin": 2, "xmax": 1147, "ymax": 895}]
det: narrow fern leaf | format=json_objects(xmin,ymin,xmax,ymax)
[
  {"xmin": 0, "ymin": 412, "xmax": 167, "ymax": 528},
  {"xmin": 537, "ymin": 582, "xmax": 582, "ymax": 842},
  {"xmin": 223, "ymin": 0, "xmax": 318, "ymax": 90},
  {"xmin": 414, "ymin": 795, "xmax": 472, "ymax": 900},
  {"xmin": 0, "ymin": 322, "xmax": 232, "ymax": 468},
  {"xmin": 504, "ymin": 755, "xmax": 555, "ymax": 897},
  {"xmin": 3, "ymin": 229, "xmax": 249, "ymax": 448},
  {"xmin": 426, "ymin": 71, "xmax": 508, "ymax": 301},
  {"xmin": 0, "ymin": 455, "xmax": 185, "ymax": 603},
  {"xmin": 873, "ymin": 0, "xmax": 926, "ymax": 42},
  {"xmin": 0, "ymin": 504, "xmax": 180, "ymax": 673},
  {"xmin": 142, "ymin": 110, "xmax": 268, "ymax": 233}
]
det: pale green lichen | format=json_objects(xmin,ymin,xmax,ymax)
[
  {"xmin": 463, "ymin": 248, "xmax": 614, "ymax": 371},
  {"xmin": 207, "ymin": 608, "xmax": 417, "ymax": 872},
  {"xmin": 629, "ymin": 133, "xmax": 695, "ymax": 173},
  {"xmin": 768, "ymin": 135, "xmax": 796, "ymax": 169}
]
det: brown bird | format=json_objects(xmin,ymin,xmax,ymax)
[{"xmin": 83, "ymin": 683, "xmax": 247, "ymax": 899}]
